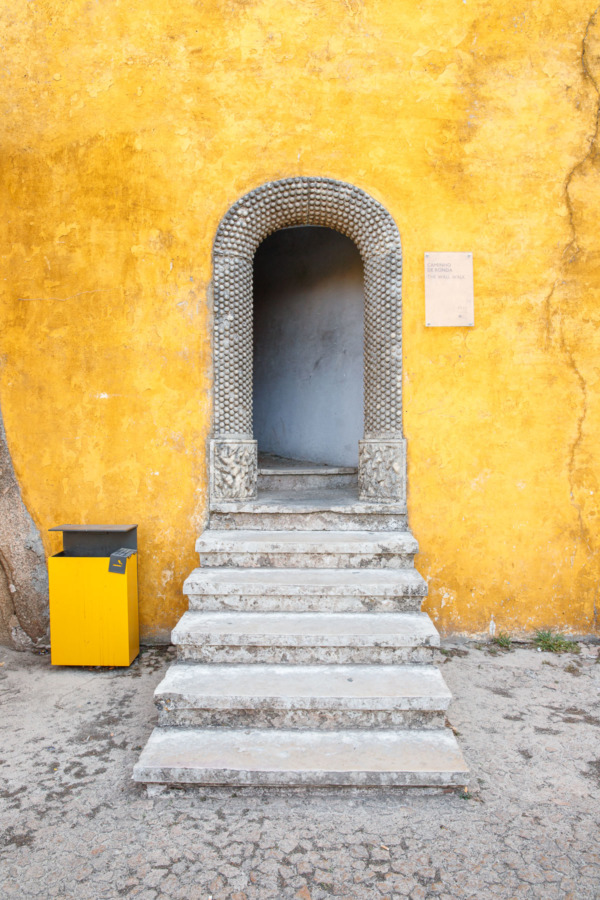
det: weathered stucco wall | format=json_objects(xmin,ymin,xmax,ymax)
[{"xmin": 1, "ymin": 0, "xmax": 598, "ymax": 641}]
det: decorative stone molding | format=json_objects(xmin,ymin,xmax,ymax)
[
  {"xmin": 210, "ymin": 440, "xmax": 258, "ymax": 501},
  {"xmin": 212, "ymin": 255, "xmax": 254, "ymax": 437},
  {"xmin": 358, "ymin": 439, "xmax": 407, "ymax": 502},
  {"xmin": 210, "ymin": 176, "xmax": 405, "ymax": 502}
]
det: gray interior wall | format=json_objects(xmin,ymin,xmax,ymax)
[{"xmin": 253, "ymin": 226, "xmax": 364, "ymax": 466}]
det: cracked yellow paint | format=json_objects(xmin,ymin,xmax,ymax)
[{"xmin": 1, "ymin": 0, "xmax": 599, "ymax": 638}]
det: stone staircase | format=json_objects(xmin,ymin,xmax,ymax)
[{"xmin": 134, "ymin": 461, "xmax": 468, "ymax": 788}]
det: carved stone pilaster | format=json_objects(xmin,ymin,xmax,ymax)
[
  {"xmin": 358, "ymin": 439, "xmax": 407, "ymax": 502},
  {"xmin": 210, "ymin": 440, "xmax": 257, "ymax": 501}
]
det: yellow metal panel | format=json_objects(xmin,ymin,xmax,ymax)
[
  {"xmin": 49, "ymin": 555, "xmax": 139, "ymax": 667},
  {"xmin": 126, "ymin": 555, "xmax": 140, "ymax": 663}
]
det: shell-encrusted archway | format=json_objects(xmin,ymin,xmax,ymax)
[{"xmin": 210, "ymin": 177, "xmax": 406, "ymax": 503}]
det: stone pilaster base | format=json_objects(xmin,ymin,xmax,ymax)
[
  {"xmin": 358, "ymin": 439, "xmax": 407, "ymax": 502},
  {"xmin": 210, "ymin": 439, "xmax": 257, "ymax": 501}
]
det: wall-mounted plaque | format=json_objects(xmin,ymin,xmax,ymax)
[{"xmin": 425, "ymin": 252, "xmax": 474, "ymax": 326}]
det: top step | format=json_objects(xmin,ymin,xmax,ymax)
[
  {"xmin": 257, "ymin": 454, "xmax": 357, "ymax": 491},
  {"xmin": 210, "ymin": 486, "xmax": 407, "ymax": 532}
]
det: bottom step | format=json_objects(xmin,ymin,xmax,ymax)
[{"xmin": 133, "ymin": 728, "xmax": 468, "ymax": 788}]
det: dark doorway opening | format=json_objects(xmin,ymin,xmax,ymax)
[{"xmin": 252, "ymin": 226, "xmax": 364, "ymax": 467}]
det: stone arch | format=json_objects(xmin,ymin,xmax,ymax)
[{"xmin": 210, "ymin": 176, "xmax": 406, "ymax": 503}]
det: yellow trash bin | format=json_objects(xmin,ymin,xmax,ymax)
[{"xmin": 48, "ymin": 525, "xmax": 139, "ymax": 667}]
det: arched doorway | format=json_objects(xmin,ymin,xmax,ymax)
[{"xmin": 209, "ymin": 177, "xmax": 406, "ymax": 503}]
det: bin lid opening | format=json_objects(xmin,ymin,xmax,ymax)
[
  {"xmin": 49, "ymin": 525, "xmax": 138, "ymax": 555},
  {"xmin": 49, "ymin": 525, "xmax": 137, "ymax": 532}
]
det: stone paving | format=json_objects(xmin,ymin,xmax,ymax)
[{"xmin": 1, "ymin": 640, "xmax": 599, "ymax": 899}]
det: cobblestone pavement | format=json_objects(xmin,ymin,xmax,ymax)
[{"xmin": 1, "ymin": 640, "xmax": 599, "ymax": 900}]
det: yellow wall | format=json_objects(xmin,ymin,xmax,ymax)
[{"xmin": 1, "ymin": 0, "xmax": 599, "ymax": 639}]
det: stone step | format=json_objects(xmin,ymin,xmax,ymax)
[
  {"xmin": 184, "ymin": 567, "xmax": 427, "ymax": 612},
  {"xmin": 155, "ymin": 662, "xmax": 450, "ymax": 729},
  {"xmin": 258, "ymin": 470, "xmax": 358, "ymax": 491},
  {"xmin": 172, "ymin": 611, "xmax": 438, "ymax": 664},
  {"xmin": 196, "ymin": 530, "xmax": 419, "ymax": 569},
  {"xmin": 257, "ymin": 459, "xmax": 358, "ymax": 492},
  {"xmin": 132, "ymin": 727, "xmax": 469, "ymax": 787},
  {"xmin": 209, "ymin": 487, "xmax": 407, "ymax": 532}
]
